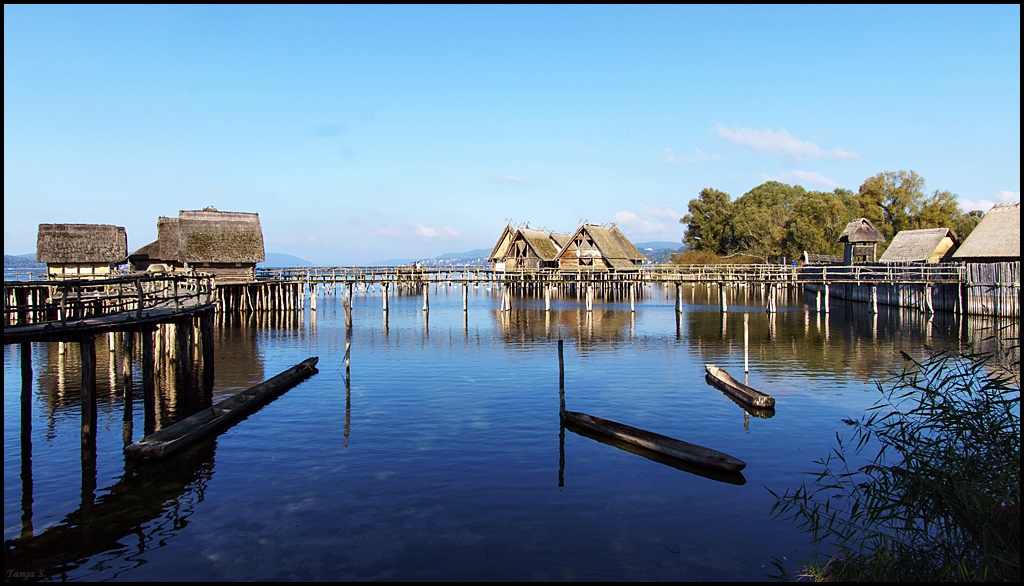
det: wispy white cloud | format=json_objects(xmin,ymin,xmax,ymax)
[
  {"xmin": 571, "ymin": 141, "xmax": 600, "ymax": 155},
  {"xmin": 485, "ymin": 170, "xmax": 527, "ymax": 183},
  {"xmin": 662, "ymin": 147, "xmax": 720, "ymax": 164},
  {"xmin": 958, "ymin": 190, "xmax": 1020, "ymax": 213},
  {"xmin": 367, "ymin": 223, "xmax": 462, "ymax": 240},
  {"xmin": 611, "ymin": 205, "xmax": 682, "ymax": 239},
  {"xmin": 759, "ymin": 170, "xmax": 839, "ymax": 189},
  {"xmin": 715, "ymin": 124, "xmax": 857, "ymax": 161}
]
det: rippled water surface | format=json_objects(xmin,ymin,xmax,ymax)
[{"xmin": 4, "ymin": 282, "xmax": 1017, "ymax": 581}]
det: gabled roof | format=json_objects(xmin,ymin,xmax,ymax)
[
  {"xmin": 487, "ymin": 224, "xmax": 516, "ymax": 262},
  {"xmin": 516, "ymin": 228, "xmax": 567, "ymax": 261},
  {"xmin": 36, "ymin": 223, "xmax": 128, "ymax": 264},
  {"xmin": 878, "ymin": 228, "xmax": 957, "ymax": 263},
  {"xmin": 952, "ymin": 202, "xmax": 1020, "ymax": 261},
  {"xmin": 559, "ymin": 223, "xmax": 648, "ymax": 269},
  {"xmin": 838, "ymin": 218, "xmax": 886, "ymax": 243}
]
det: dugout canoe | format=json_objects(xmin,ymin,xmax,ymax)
[
  {"xmin": 125, "ymin": 356, "xmax": 320, "ymax": 461},
  {"xmin": 704, "ymin": 363, "xmax": 776, "ymax": 410},
  {"xmin": 559, "ymin": 409, "xmax": 746, "ymax": 473}
]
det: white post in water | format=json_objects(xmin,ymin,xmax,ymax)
[{"xmin": 744, "ymin": 313, "xmax": 749, "ymax": 373}]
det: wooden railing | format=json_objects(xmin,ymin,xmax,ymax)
[
  {"xmin": 4, "ymin": 271, "xmax": 216, "ymax": 328},
  {"xmin": 255, "ymin": 262, "xmax": 968, "ymax": 285}
]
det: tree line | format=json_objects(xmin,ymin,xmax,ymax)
[{"xmin": 676, "ymin": 170, "xmax": 984, "ymax": 264}]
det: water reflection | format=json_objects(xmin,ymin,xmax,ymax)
[{"xmin": 5, "ymin": 442, "xmax": 217, "ymax": 581}]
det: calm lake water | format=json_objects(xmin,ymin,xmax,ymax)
[{"xmin": 4, "ymin": 280, "xmax": 1018, "ymax": 581}]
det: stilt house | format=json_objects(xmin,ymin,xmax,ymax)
[
  {"xmin": 951, "ymin": 202, "xmax": 1020, "ymax": 263},
  {"xmin": 129, "ymin": 208, "xmax": 265, "ymax": 283},
  {"xmin": 36, "ymin": 223, "xmax": 128, "ymax": 280},
  {"xmin": 838, "ymin": 218, "xmax": 886, "ymax": 264},
  {"xmin": 555, "ymin": 224, "xmax": 647, "ymax": 271},
  {"xmin": 878, "ymin": 227, "xmax": 958, "ymax": 264}
]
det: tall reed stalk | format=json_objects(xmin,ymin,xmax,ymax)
[{"xmin": 769, "ymin": 338, "xmax": 1020, "ymax": 581}]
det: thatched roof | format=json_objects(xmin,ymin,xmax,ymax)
[
  {"xmin": 878, "ymin": 228, "xmax": 957, "ymax": 263},
  {"xmin": 36, "ymin": 224, "xmax": 127, "ymax": 264},
  {"xmin": 516, "ymin": 228, "xmax": 568, "ymax": 261},
  {"xmin": 488, "ymin": 224, "xmax": 516, "ymax": 262},
  {"xmin": 952, "ymin": 202, "xmax": 1020, "ymax": 261},
  {"xmin": 178, "ymin": 209, "xmax": 265, "ymax": 264},
  {"xmin": 838, "ymin": 218, "xmax": 886, "ymax": 243},
  {"xmin": 562, "ymin": 224, "xmax": 648, "ymax": 269}
]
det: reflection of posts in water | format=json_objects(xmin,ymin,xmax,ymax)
[
  {"xmin": 122, "ymin": 331, "xmax": 134, "ymax": 445},
  {"xmin": 5, "ymin": 442, "xmax": 218, "ymax": 579},
  {"xmin": 744, "ymin": 313, "xmax": 749, "ymax": 373}
]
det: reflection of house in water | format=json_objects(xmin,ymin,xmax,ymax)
[
  {"xmin": 36, "ymin": 223, "xmax": 128, "ymax": 279},
  {"xmin": 130, "ymin": 207, "xmax": 265, "ymax": 283},
  {"xmin": 495, "ymin": 306, "xmax": 636, "ymax": 345}
]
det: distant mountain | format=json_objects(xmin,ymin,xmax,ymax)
[
  {"xmin": 259, "ymin": 253, "xmax": 316, "ymax": 268},
  {"xmin": 4, "ymin": 254, "xmax": 44, "ymax": 269}
]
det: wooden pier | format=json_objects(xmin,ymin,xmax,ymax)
[{"xmin": 4, "ymin": 272, "xmax": 217, "ymax": 457}]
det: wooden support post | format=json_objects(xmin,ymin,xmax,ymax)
[
  {"xmin": 719, "ymin": 282, "xmax": 728, "ymax": 312},
  {"xmin": 177, "ymin": 318, "xmax": 192, "ymax": 391},
  {"xmin": 558, "ymin": 339, "xmax": 565, "ymax": 412},
  {"xmin": 924, "ymin": 284, "xmax": 934, "ymax": 314},
  {"xmin": 630, "ymin": 283, "xmax": 635, "ymax": 313},
  {"xmin": 744, "ymin": 313, "xmax": 749, "ymax": 373},
  {"xmin": 423, "ymin": 284, "xmax": 429, "ymax": 312},
  {"xmin": 142, "ymin": 329, "xmax": 156, "ymax": 435},
  {"xmin": 463, "ymin": 283, "xmax": 469, "ymax": 312},
  {"xmin": 21, "ymin": 341, "xmax": 32, "ymax": 442},
  {"xmin": 822, "ymin": 284, "xmax": 830, "ymax": 313},
  {"xmin": 80, "ymin": 337, "xmax": 97, "ymax": 451},
  {"xmin": 122, "ymin": 331, "xmax": 134, "ymax": 414},
  {"xmin": 870, "ymin": 284, "xmax": 878, "ymax": 314},
  {"xmin": 201, "ymin": 311, "xmax": 215, "ymax": 405},
  {"xmin": 676, "ymin": 283, "xmax": 682, "ymax": 314},
  {"xmin": 544, "ymin": 284, "xmax": 551, "ymax": 312}
]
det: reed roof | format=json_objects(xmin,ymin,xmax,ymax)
[
  {"xmin": 36, "ymin": 223, "xmax": 128, "ymax": 264},
  {"xmin": 878, "ymin": 228, "xmax": 957, "ymax": 263},
  {"xmin": 561, "ymin": 223, "xmax": 648, "ymax": 269},
  {"xmin": 516, "ymin": 228, "xmax": 569, "ymax": 261},
  {"xmin": 178, "ymin": 209, "xmax": 265, "ymax": 263},
  {"xmin": 952, "ymin": 202, "xmax": 1020, "ymax": 260},
  {"xmin": 838, "ymin": 218, "xmax": 886, "ymax": 243}
]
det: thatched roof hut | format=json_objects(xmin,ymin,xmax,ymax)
[
  {"xmin": 951, "ymin": 202, "xmax": 1020, "ymax": 263},
  {"xmin": 487, "ymin": 224, "xmax": 517, "ymax": 270},
  {"xmin": 838, "ymin": 218, "xmax": 886, "ymax": 264},
  {"xmin": 36, "ymin": 223, "xmax": 128, "ymax": 279},
  {"xmin": 878, "ymin": 228, "xmax": 958, "ymax": 264},
  {"xmin": 129, "ymin": 208, "xmax": 265, "ymax": 282},
  {"xmin": 497, "ymin": 228, "xmax": 571, "ymax": 270},
  {"xmin": 556, "ymin": 224, "xmax": 647, "ymax": 271}
]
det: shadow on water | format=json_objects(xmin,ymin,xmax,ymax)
[
  {"xmin": 4, "ymin": 441, "xmax": 218, "ymax": 581},
  {"xmin": 558, "ymin": 419, "xmax": 747, "ymax": 486}
]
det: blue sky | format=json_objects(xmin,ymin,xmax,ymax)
[{"xmin": 4, "ymin": 4, "xmax": 1020, "ymax": 265}]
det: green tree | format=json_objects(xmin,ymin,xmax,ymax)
[
  {"xmin": 680, "ymin": 188, "xmax": 734, "ymax": 254},
  {"xmin": 730, "ymin": 181, "xmax": 806, "ymax": 263},
  {"xmin": 856, "ymin": 170, "xmax": 928, "ymax": 240},
  {"xmin": 785, "ymin": 188, "xmax": 859, "ymax": 259}
]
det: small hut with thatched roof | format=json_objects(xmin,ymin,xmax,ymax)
[
  {"xmin": 555, "ymin": 223, "xmax": 647, "ymax": 271},
  {"xmin": 878, "ymin": 227, "xmax": 958, "ymax": 264},
  {"xmin": 129, "ymin": 207, "xmax": 265, "ymax": 283},
  {"xmin": 487, "ymin": 224, "xmax": 517, "ymax": 271},
  {"xmin": 36, "ymin": 223, "xmax": 128, "ymax": 279},
  {"xmin": 951, "ymin": 202, "xmax": 1020, "ymax": 263},
  {"xmin": 494, "ymin": 227, "xmax": 571, "ymax": 270},
  {"xmin": 838, "ymin": 218, "xmax": 886, "ymax": 264}
]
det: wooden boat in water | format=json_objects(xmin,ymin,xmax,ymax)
[
  {"xmin": 559, "ymin": 409, "xmax": 747, "ymax": 473},
  {"xmin": 704, "ymin": 364, "xmax": 776, "ymax": 410},
  {"xmin": 125, "ymin": 356, "xmax": 320, "ymax": 461}
]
